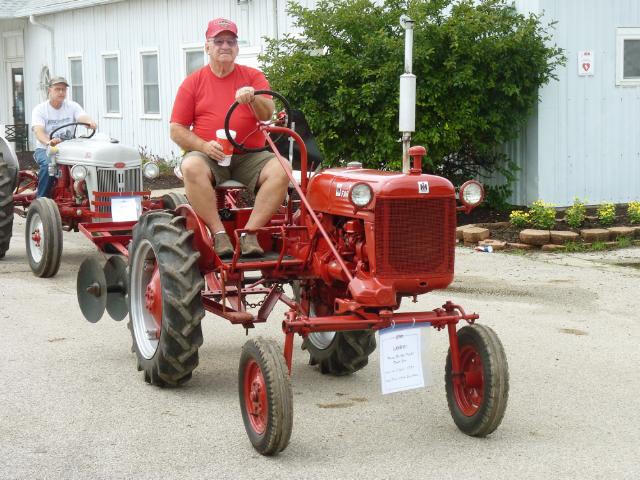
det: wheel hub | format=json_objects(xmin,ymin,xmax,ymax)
[
  {"xmin": 244, "ymin": 360, "xmax": 267, "ymax": 434},
  {"xmin": 144, "ymin": 263, "xmax": 162, "ymax": 331},
  {"xmin": 454, "ymin": 345, "xmax": 484, "ymax": 416},
  {"xmin": 31, "ymin": 229, "xmax": 41, "ymax": 247}
]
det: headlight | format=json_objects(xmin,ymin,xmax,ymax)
[
  {"xmin": 70, "ymin": 165, "xmax": 88, "ymax": 181},
  {"xmin": 349, "ymin": 183, "xmax": 373, "ymax": 208},
  {"xmin": 143, "ymin": 162, "xmax": 159, "ymax": 179},
  {"xmin": 459, "ymin": 180, "xmax": 484, "ymax": 207}
]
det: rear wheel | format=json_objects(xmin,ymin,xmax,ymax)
[
  {"xmin": 0, "ymin": 159, "xmax": 14, "ymax": 258},
  {"xmin": 445, "ymin": 324, "xmax": 509, "ymax": 437},
  {"xmin": 25, "ymin": 198, "xmax": 62, "ymax": 277},
  {"xmin": 127, "ymin": 211, "xmax": 205, "ymax": 386},
  {"xmin": 294, "ymin": 280, "xmax": 376, "ymax": 376},
  {"xmin": 239, "ymin": 337, "xmax": 293, "ymax": 456}
]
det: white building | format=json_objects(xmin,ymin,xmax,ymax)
[
  {"xmin": 1, "ymin": 0, "xmax": 639, "ymax": 206},
  {"xmin": 0, "ymin": 0, "xmax": 315, "ymax": 159}
]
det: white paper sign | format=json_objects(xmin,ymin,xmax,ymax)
[
  {"xmin": 379, "ymin": 325, "xmax": 430, "ymax": 394},
  {"xmin": 578, "ymin": 50, "xmax": 594, "ymax": 76},
  {"xmin": 111, "ymin": 196, "xmax": 142, "ymax": 222}
]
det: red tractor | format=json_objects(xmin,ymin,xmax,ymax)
[
  {"xmin": 76, "ymin": 18, "xmax": 508, "ymax": 456},
  {"xmin": 0, "ymin": 124, "xmax": 184, "ymax": 277},
  {"xmin": 77, "ymin": 88, "xmax": 508, "ymax": 455}
]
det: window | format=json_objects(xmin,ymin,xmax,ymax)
[
  {"xmin": 616, "ymin": 28, "xmax": 640, "ymax": 86},
  {"xmin": 141, "ymin": 51, "xmax": 160, "ymax": 115},
  {"xmin": 69, "ymin": 57, "xmax": 83, "ymax": 106},
  {"xmin": 184, "ymin": 49, "xmax": 205, "ymax": 76},
  {"xmin": 103, "ymin": 54, "xmax": 120, "ymax": 114}
]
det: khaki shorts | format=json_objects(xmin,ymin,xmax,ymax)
[{"xmin": 181, "ymin": 150, "xmax": 274, "ymax": 194}]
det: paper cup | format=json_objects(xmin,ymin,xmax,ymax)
[{"xmin": 216, "ymin": 129, "xmax": 236, "ymax": 167}]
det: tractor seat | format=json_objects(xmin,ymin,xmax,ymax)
[{"xmin": 216, "ymin": 179, "xmax": 246, "ymax": 190}]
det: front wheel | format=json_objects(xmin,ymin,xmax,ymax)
[
  {"xmin": 161, "ymin": 192, "xmax": 188, "ymax": 210},
  {"xmin": 0, "ymin": 159, "xmax": 15, "ymax": 258},
  {"xmin": 25, "ymin": 198, "xmax": 63, "ymax": 277},
  {"xmin": 127, "ymin": 211, "xmax": 205, "ymax": 386},
  {"xmin": 445, "ymin": 324, "xmax": 509, "ymax": 437},
  {"xmin": 239, "ymin": 337, "xmax": 293, "ymax": 456}
]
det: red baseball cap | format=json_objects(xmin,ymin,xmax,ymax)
[{"xmin": 206, "ymin": 18, "xmax": 238, "ymax": 39}]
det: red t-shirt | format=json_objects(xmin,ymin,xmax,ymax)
[{"xmin": 170, "ymin": 64, "xmax": 270, "ymax": 150}]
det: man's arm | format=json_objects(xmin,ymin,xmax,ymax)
[
  {"xmin": 76, "ymin": 114, "xmax": 97, "ymax": 130},
  {"xmin": 235, "ymin": 87, "xmax": 274, "ymax": 122},
  {"xmin": 170, "ymin": 123, "xmax": 224, "ymax": 162},
  {"xmin": 32, "ymin": 125, "xmax": 55, "ymax": 146}
]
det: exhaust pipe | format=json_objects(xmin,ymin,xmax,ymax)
[{"xmin": 399, "ymin": 15, "xmax": 416, "ymax": 174}]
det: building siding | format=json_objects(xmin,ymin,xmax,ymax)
[
  {"xmin": 511, "ymin": 0, "xmax": 640, "ymax": 206},
  {"xmin": 17, "ymin": 0, "xmax": 318, "ymax": 159}
]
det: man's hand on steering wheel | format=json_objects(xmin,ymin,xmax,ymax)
[{"xmin": 235, "ymin": 86, "xmax": 256, "ymax": 105}]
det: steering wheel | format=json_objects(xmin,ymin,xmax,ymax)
[
  {"xmin": 49, "ymin": 122, "xmax": 96, "ymax": 141},
  {"xmin": 223, "ymin": 90, "xmax": 291, "ymax": 153}
]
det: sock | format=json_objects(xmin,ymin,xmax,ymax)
[{"xmin": 214, "ymin": 230, "xmax": 226, "ymax": 236}]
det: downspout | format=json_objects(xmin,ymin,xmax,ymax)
[
  {"xmin": 29, "ymin": 15, "xmax": 55, "ymax": 70},
  {"xmin": 272, "ymin": 0, "xmax": 278, "ymax": 40}
]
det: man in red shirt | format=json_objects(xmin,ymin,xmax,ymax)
[{"xmin": 170, "ymin": 18, "xmax": 288, "ymax": 257}]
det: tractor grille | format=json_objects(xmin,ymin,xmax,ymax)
[
  {"xmin": 95, "ymin": 167, "xmax": 143, "ymax": 219},
  {"xmin": 96, "ymin": 167, "xmax": 142, "ymax": 193},
  {"xmin": 374, "ymin": 197, "xmax": 456, "ymax": 278}
]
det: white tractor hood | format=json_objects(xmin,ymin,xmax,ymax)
[{"xmin": 54, "ymin": 134, "xmax": 141, "ymax": 168}]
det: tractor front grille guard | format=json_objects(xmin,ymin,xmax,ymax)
[
  {"xmin": 94, "ymin": 167, "xmax": 143, "ymax": 220},
  {"xmin": 374, "ymin": 196, "xmax": 456, "ymax": 278}
]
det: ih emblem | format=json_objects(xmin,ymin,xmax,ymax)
[{"xmin": 418, "ymin": 181, "xmax": 429, "ymax": 194}]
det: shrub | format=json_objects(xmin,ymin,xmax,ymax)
[
  {"xmin": 509, "ymin": 210, "xmax": 529, "ymax": 228},
  {"xmin": 565, "ymin": 197, "xmax": 586, "ymax": 229},
  {"xmin": 627, "ymin": 201, "xmax": 640, "ymax": 224},
  {"xmin": 260, "ymin": 0, "xmax": 564, "ymax": 185},
  {"xmin": 597, "ymin": 203, "xmax": 616, "ymax": 226},
  {"xmin": 528, "ymin": 200, "xmax": 556, "ymax": 229}
]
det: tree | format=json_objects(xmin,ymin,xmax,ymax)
[{"xmin": 260, "ymin": 0, "xmax": 564, "ymax": 201}]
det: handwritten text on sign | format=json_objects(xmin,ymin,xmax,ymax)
[{"xmin": 379, "ymin": 326, "xmax": 427, "ymax": 395}]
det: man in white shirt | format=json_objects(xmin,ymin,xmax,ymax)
[{"xmin": 31, "ymin": 76, "xmax": 97, "ymax": 197}]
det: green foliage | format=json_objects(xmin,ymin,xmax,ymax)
[
  {"xmin": 565, "ymin": 197, "xmax": 586, "ymax": 229},
  {"xmin": 597, "ymin": 203, "xmax": 616, "ymax": 226},
  {"xmin": 528, "ymin": 200, "xmax": 556, "ymax": 230},
  {"xmin": 261, "ymin": 0, "xmax": 564, "ymax": 185},
  {"xmin": 563, "ymin": 241, "xmax": 585, "ymax": 253},
  {"xmin": 590, "ymin": 240, "xmax": 607, "ymax": 251},
  {"xmin": 616, "ymin": 235, "xmax": 632, "ymax": 249},
  {"xmin": 509, "ymin": 209, "xmax": 529, "ymax": 228},
  {"xmin": 627, "ymin": 201, "xmax": 640, "ymax": 224}
]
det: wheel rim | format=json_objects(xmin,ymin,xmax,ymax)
[
  {"xmin": 28, "ymin": 212, "xmax": 44, "ymax": 263},
  {"xmin": 130, "ymin": 239, "xmax": 162, "ymax": 359},
  {"xmin": 243, "ymin": 359, "xmax": 268, "ymax": 435},
  {"xmin": 454, "ymin": 344, "xmax": 485, "ymax": 416},
  {"xmin": 308, "ymin": 331, "xmax": 336, "ymax": 350}
]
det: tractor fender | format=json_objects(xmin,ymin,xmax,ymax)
[
  {"xmin": 175, "ymin": 203, "xmax": 216, "ymax": 271},
  {"xmin": 0, "ymin": 135, "xmax": 19, "ymax": 190}
]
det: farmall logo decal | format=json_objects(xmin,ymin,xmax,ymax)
[
  {"xmin": 418, "ymin": 181, "xmax": 429, "ymax": 194},
  {"xmin": 335, "ymin": 183, "xmax": 349, "ymax": 198}
]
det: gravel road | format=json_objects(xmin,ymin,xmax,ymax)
[{"xmin": 1, "ymin": 213, "xmax": 639, "ymax": 480}]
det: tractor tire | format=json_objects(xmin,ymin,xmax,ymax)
[
  {"xmin": 25, "ymin": 198, "xmax": 63, "ymax": 277},
  {"xmin": 127, "ymin": 211, "xmax": 205, "ymax": 387},
  {"xmin": 239, "ymin": 336, "xmax": 293, "ymax": 456},
  {"xmin": 445, "ymin": 324, "xmax": 509, "ymax": 437},
  {"xmin": 0, "ymin": 159, "xmax": 14, "ymax": 259},
  {"xmin": 293, "ymin": 280, "xmax": 376, "ymax": 376},
  {"xmin": 161, "ymin": 192, "xmax": 188, "ymax": 210}
]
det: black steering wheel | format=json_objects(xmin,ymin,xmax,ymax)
[
  {"xmin": 223, "ymin": 90, "xmax": 291, "ymax": 153},
  {"xmin": 49, "ymin": 122, "xmax": 96, "ymax": 141}
]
